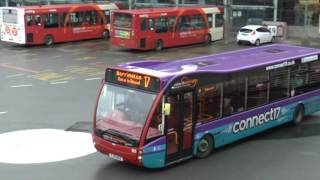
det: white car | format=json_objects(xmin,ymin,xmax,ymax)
[{"xmin": 236, "ymin": 25, "xmax": 275, "ymax": 46}]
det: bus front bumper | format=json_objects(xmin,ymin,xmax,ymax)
[{"xmin": 92, "ymin": 134, "xmax": 142, "ymax": 166}]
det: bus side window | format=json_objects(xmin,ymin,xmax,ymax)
[
  {"xmin": 148, "ymin": 18, "xmax": 153, "ymax": 30},
  {"xmin": 269, "ymin": 67, "xmax": 289, "ymax": 102},
  {"xmin": 206, "ymin": 14, "xmax": 213, "ymax": 28},
  {"xmin": 197, "ymin": 84, "xmax": 222, "ymax": 124},
  {"xmin": 290, "ymin": 63, "xmax": 308, "ymax": 96},
  {"xmin": 26, "ymin": 15, "xmax": 33, "ymax": 26},
  {"xmin": 59, "ymin": 13, "xmax": 67, "ymax": 27},
  {"xmin": 104, "ymin": 10, "xmax": 110, "ymax": 24},
  {"xmin": 145, "ymin": 102, "xmax": 162, "ymax": 143},
  {"xmin": 84, "ymin": 11, "xmax": 98, "ymax": 25},
  {"xmin": 215, "ymin": 14, "xmax": 224, "ymax": 28},
  {"xmin": 178, "ymin": 16, "xmax": 191, "ymax": 32},
  {"xmin": 69, "ymin": 12, "xmax": 82, "ymax": 27},
  {"xmin": 247, "ymin": 72, "xmax": 269, "ymax": 109},
  {"xmin": 34, "ymin": 15, "xmax": 41, "ymax": 26},
  {"xmin": 44, "ymin": 13, "xmax": 58, "ymax": 28},
  {"xmin": 305, "ymin": 60, "xmax": 320, "ymax": 91},
  {"xmin": 169, "ymin": 16, "xmax": 176, "ymax": 32},
  {"xmin": 223, "ymin": 79, "xmax": 246, "ymax": 116},
  {"xmin": 155, "ymin": 17, "xmax": 168, "ymax": 33},
  {"xmin": 191, "ymin": 14, "xmax": 206, "ymax": 30},
  {"xmin": 140, "ymin": 18, "xmax": 147, "ymax": 31}
]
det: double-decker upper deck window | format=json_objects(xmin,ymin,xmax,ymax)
[
  {"xmin": 155, "ymin": 17, "xmax": 168, "ymax": 33},
  {"xmin": 3, "ymin": 9, "xmax": 18, "ymax": 24},
  {"xmin": 114, "ymin": 13, "xmax": 132, "ymax": 28}
]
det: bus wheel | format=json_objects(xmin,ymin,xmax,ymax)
[
  {"xmin": 254, "ymin": 39, "xmax": 260, "ymax": 46},
  {"xmin": 197, "ymin": 135, "xmax": 213, "ymax": 158},
  {"xmin": 293, "ymin": 105, "xmax": 304, "ymax": 125},
  {"xmin": 102, "ymin": 30, "xmax": 109, "ymax": 39},
  {"xmin": 155, "ymin": 40, "xmax": 163, "ymax": 51},
  {"xmin": 204, "ymin": 34, "xmax": 211, "ymax": 44},
  {"xmin": 44, "ymin": 35, "xmax": 54, "ymax": 46}
]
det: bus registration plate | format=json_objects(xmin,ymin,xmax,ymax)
[{"xmin": 109, "ymin": 153, "xmax": 123, "ymax": 161}]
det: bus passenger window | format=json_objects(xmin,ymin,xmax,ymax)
[
  {"xmin": 169, "ymin": 16, "xmax": 176, "ymax": 32},
  {"xmin": 223, "ymin": 79, "xmax": 245, "ymax": 116},
  {"xmin": 44, "ymin": 13, "xmax": 58, "ymax": 28},
  {"xmin": 104, "ymin": 10, "xmax": 110, "ymax": 24},
  {"xmin": 270, "ymin": 68, "xmax": 289, "ymax": 102},
  {"xmin": 26, "ymin": 15, "xmax": 33, "ymax": 26},
  {"xmin": 148, "ymin": 19, "xmax": 153, "ymax": 30},
  {"xmin": 215, "ymin": 14, "xmax": 224, "ymax": 27},
  {"xmin": 247, "ymin": 72, "xmax": 268, "ymax": 109},
  {"xmin": 308, "ymin": 60, "xmax": 320, "ymax": 89},
  {"xmin": 146, "ymin": 102, "xmax": 162, "ymax": 143},
  {"xmin": 206, "ymin": 14, "xmax": 213, "ymax": 28},
  {"xmin": 155, "ymin": 17, "xmax": 168, "ymax": 33},
  {"xmin": 191, "ymin": 15, "xmax": 206, "ymax": 30},
  {"xmin": 35, "ymin": 15, "xmax": 41, "ymax": 26},
  {"xmin": 197, "ymin": 84, "xmax": 222, "ymax": 124},
  {"xmin": 290, "ymin": 64, "xmax": 308, "ymax": 96},
  {"xmin": 59, "ymin": 13, "xmax": 67, "ymax": 27},
  {"xmin": 140, "ymin": 18, "xmax": 147, "ymax": 31},
  {"xmin": 178, "ymin": 16, "xmax": 191, "ymax": 32}
]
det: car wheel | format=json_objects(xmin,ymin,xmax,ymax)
[
  {"xmin": 155, "ymin": 39, "xmax": 163, "ymax": 51},
  {"xmin": 254, "ymin": 39, "xmax": 260, "ymax": 46},
  {"xmin": 197, "ymin": 135, "xmax": 213, "ymax": 158},
  {"xmin": 293, "ymin": 105, "xmax": 304, "ymax": 125}
]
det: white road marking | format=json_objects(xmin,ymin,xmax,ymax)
[
  {"xmin": 0, "ymin": 112, "xmax": 8, "ymax": 115},
  {"xmin": 85, "ymin": 77, "xmax": 101, "ymax": 81},
  {"xmin": 50, "ymin": 81, "xmax": 68, "ymax": 85},
  {"xmin": 6, "ymin": 74, "xmax": 24, "ymax": 78},
  {"xmin": 10, "ymin": 84, "xmax": 32, "ymax": 88},
  {"xmin": 0, "ymin": 129, "xmax": 96, "ymax": 164}
]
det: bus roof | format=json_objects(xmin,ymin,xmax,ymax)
[
  {"xmin": 113, "ymin": 6, "xmax": 220, "ymax": 15},
  {"xmin": 116, "ymin": 44, "xmax": 320, "ymax": 79}
]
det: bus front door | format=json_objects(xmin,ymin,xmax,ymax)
[{"xmin": 165, "ymin": 91, "xmax": 195, "ymax": 164}]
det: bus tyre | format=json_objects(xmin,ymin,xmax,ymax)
[
  {"xmin": 204, "ymin": 34, "xmax": 211, "ymax": 44},
  {"xmin": 44, "ymin": 35, "xmax": 54, "ymax": 46},
  {"xmin": 254, "ymin": 39, "xmax": 260, "ymax": 46},
  {"xmin": 102, "ymin": 30, "xmax": 109, "ymax": 39},
  {"xmin": 197, "ymin": 135, "xmax": 213, "ymax": 158},
  {"xmin": 155, "ymin": 40, "xmax": 163, "ymax": 51},
  {"xmin": 293, "ymin": 105, "xmax": 304, "ymax": 125}
]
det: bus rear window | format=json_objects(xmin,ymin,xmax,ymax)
[
  {"xmin": 3, "ymin": 9, "xmax": 18, "ymax": 24},
  {"xmin": 114, "ymin": 13, "xmax": 132, "ymax": 28}
]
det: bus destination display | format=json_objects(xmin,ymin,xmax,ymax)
[{"xmin": 106, "ymin": 69, "xmax": 160, "ymax": 92}]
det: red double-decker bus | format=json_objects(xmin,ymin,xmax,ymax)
[
  {"xmin": 0, "ymin": 3, "xmax": 122, "ymax": 45},
  {"xmin": 110, "ymin": 6, "xmax": 224, "ymax": 50}
]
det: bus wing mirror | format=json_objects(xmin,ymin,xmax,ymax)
[{"xmin": 163, "ymin": 103, "xmax": 171, "ymax": 116}]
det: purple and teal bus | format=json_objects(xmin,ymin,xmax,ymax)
[{"xmin": 93, "ymin": 44, "xmax": 320, "ymax": 168}]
